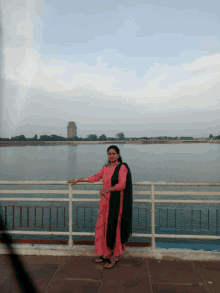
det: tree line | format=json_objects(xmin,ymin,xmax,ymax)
[{"xmin": 0, "ymin": 133, "xmax": 219, "ymax": 141}]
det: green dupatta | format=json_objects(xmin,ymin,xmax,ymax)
[{"xmin": 106, "ymin": 162, "xmax": 133, "ymax": 250}]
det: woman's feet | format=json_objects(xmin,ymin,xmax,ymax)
[
  {"xmin": 95, "ymin": 255, "xmax": 109, "ymax": 263},
  {"xmin": 104, "ymin": 255, "xmax": 119, "ymax": 269}
]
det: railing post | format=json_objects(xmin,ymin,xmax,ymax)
[
  {"xmin": 69, "ymin": 184, "xmax": 73, "ymax": 249},
  {"xmin": 151, "ymin": 184, "xmax": 155, "ymax": 250}
]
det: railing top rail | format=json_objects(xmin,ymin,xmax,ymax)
[{"xmin": 0, "ymin": 181, "xmax": 220, "ymax": 186}]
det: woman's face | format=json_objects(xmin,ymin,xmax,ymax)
[{"xmin": 108, "ymin": 148, "xmax": 119, "ymax": 163}]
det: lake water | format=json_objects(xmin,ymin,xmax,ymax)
[{"xmin": 0, "ymin": 143, "xmax": 220, "ymax": 250}]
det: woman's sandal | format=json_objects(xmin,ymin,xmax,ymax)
[
  {"xmin": 95, "ymin": 256, "xmax": 109, "ymax": 263},
  {"xmin": 104, "ymin": 258, "xmax": 119, "ymax": 269}
]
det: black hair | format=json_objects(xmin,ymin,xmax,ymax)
[{"xmin": 103, "ymin": 145, "xmax": 123, "ymax": 167}]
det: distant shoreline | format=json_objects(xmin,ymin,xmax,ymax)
[{"xmin": 0, "ymin": 139, "xmax": 219, "ymax": 147}]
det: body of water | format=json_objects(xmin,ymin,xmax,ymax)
[{"xmin": 0, "ymin": 143, "xmax": 220, "ymax": 250}]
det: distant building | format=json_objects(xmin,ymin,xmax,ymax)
[{"xmin": 67, "ymin": 121, "xmax": 77, "ymax": 138}]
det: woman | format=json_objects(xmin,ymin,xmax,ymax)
[{"xmin": 66, "ymin": 145, "xmax": 133, "ymax": 269}]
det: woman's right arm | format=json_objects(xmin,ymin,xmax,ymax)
[
  {"xmin": 87, "ymin": 168, "xmax": 104, "ymax": 183},
  {"xmin": 66, "ymin": 177, "xmax": 88, "ymax": 185},
  {"xmin": 76, "ymin": 177, "xmax": 89, "ymax": 182},
  {"xmin": 66, "ymin": 168, "xmax": 104, "ymax": 185}
]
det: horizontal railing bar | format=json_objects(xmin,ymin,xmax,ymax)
[
  {"xmin": 121, "ymin": 199, "xmax": 220, "ymax": 203},
  {"xmin": 0, "ymin": 198, "xmax": 101, "ymax": 202},
  {"xmin": 0, "ymin": 231, "xmax": 69, "ymax": 235},
  {"xmin": 0, "ymin": 231, "xmax": 96, "ymax": 236},
  {"xmin": 154, "ymin": 234, "xmax": 220, "ymax": 239},
  {"xmin": 154, "ymin": 200, "xmax": 220, "ymax": 203},
  {"xmin": 1, "ymin": 198, "xmax": 220, "ymax": 204},
  {"xmin": 1, "ymin": 190, "xmax": 220, "ymax": 196},
  {"xmin": 1, "ymin": 231, "xmax": 220, "ymax": 240},
  {"xmin": 134, "ymin": 182, "xmax": 220, "ymax": 186},
  {"xmin": 133, "ymin": 191, "xmax": 220, "ymax": 196},
  {"xmin": 0, "ymin": 190, "xmax": 69, "ymax": 194},
  {"xmin": 0, "ymin": 181, "xmax": 220, "ymax": 186},
  {"xmin": 156, "ymin": 191, "xmax": 220, "ymax": 196},
  {"xmin": 0, "ymin": 190, "xmax": 151, "ymax": 195}
]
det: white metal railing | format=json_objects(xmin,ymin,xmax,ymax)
[{"xmin": 0, "ymin": 181, "xmax": 220, "ymax": 250}]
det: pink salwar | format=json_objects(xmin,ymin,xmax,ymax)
[{"xmin": 88, "ymin": 164, "xmax": 128, "ymax": 257}]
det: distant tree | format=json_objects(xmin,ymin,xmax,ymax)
[
  {"xmin": 180, "ymin": 137, "xmax": 194, "ymax": 140},
  {"xmin": 69, "ymin": 136, "xmax": 79, "ymax": 141},
  {"xmin": 209, "ymin": 134, "xmax": 213, "ymax": 139},
  {"xmin": 51, "ymin": 134, "xmax": 57, "ymax": 140},
  {"xmin": 106, "ymin": 137, "xmax": 115, "ymax": 141},
  {"xmin": 115, "ymin": 132, "xmax": 125, "ymax": 140},
  {"xmin": 40, "ymin": 135, "xmax": 51, "ymax": 141},
  {"xmin": 87, "ymin": 134, "xmax": 98, "ymax": 141},
  {"xmin": 12, "ymin": 135, "xmax": 26, "ymax": 141},
  {"xmin": 98, "ymin": 134, "xmax": 107, "ymax": 141}
]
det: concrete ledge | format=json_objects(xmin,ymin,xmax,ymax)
[{"xmin": 1, "ymin": 244, "xmax": 220, "ymax": 261}]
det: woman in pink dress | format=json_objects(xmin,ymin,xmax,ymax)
[{"xmin": 67, "ymin": 145, "xmax": 133, "ymax": 269}]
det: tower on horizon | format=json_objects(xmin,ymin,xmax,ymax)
[{"xmin": 67, "ymin": 121, "xmax": 77, "ymax": 138}]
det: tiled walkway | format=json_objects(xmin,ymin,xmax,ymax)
[{"xmin": 0, "ymin": 254, "xmax": 220, "ymax": 293}]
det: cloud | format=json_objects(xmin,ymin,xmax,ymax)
[
  {"xmin": 184, "ymin": 35, "xmax": 220, "ymax": 54},
  {"xmin": 4, "ymin": 44, "xmax": 220, "ymax": 112},
  {"xmin": 1, "ymin": 0, "xmax": 220, "ymax": 139}
]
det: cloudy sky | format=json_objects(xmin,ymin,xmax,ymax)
[{"xmin": 0, "ymin": 0, "xmax": 220, "ymax": 138}]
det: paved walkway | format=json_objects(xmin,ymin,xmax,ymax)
[{"xmin": 0, "ymin": 253, "xmax": 220, "ymax": 293}]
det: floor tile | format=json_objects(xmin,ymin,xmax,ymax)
[
  {"xmin": 0, "ymin": 262, "xmax": 20, "ymax": 293},
  {"xmin": 153, "ymin": 284, "xmax": 207, "ymax": 293},
  {"xmin": 56, "ymin": 256, "xmax": 102, "ymax": 280},
  {"xmin": 101, "ymin": 264, "xmax": 153, "ymax": 293},
  {"xmin": 193, "ymin": 260, "xmax": 220, "ymax": 269},
  {"xmin": 148, "ymin": 259, "xmax": 201, "ymax": 285},
  {"xmin": 119, "ymin": 256, "xmax": 148, "ymax": 267},
  {"xmin": 48, "ymin": 279, "xmax": 100, "ymax": 293},
  {"xmin": 25, "ymin": 264, "xmax": 59, "ymax": 292},
  {"xmin": 21, "ymin": 255, "xmax": 69, "ymax": 265},
  {"xmin": 195, "ymin": 267, "xmax": 220, "ymax": 293}
]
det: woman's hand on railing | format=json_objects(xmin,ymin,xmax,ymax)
[{"xmin": 66, "ymin": 179, "xmax": 78, "ymax": 186}]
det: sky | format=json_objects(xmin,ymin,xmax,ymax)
[{"xmin": 0, "ymin": 0, "xmax": 220, "ymax": 138}]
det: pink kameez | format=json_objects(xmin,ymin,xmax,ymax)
[{"xmin": 88, "ymin": 164, "xmax": 128, "ymax": 258}]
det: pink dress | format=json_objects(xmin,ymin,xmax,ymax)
[{"xmin": 88, "ymin": 164, "xmax": 128, "ymax": 257}]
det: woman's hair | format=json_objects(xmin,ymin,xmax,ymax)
[{"xmin": 103, "ymin": 145, "xmax": 123, "ymax": 167}]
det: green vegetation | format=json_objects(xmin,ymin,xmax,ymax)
[{"xmin": 0, "ymin": 132, "xmax": 220, "ymax": 141}]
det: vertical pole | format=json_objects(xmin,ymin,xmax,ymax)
[
  {"xmin": 151, "ymin": 184, "xmax": 155, "ymax": 250},
  {"xmin": 208, "ymin": 209, "xmax": 209, "ymax": 231},
  {"xmin": 69, "ymin": 184, "xmax": 73, "ymax": 249},
  {"xmin": 27, "ymin": 207, "xmax": 29, "ymax": 227},
  {"xmin": 91, "ymin": 207, "xmax": 92, "ymax": 228},
  {"xmin": 13, "ymin": 206, "xmax": 15, "ymax": 230},
  {"xmin": 200, "ymin": 210, "xmax": 201, "ymax": 231},
  {"xmin": 175, "ymin": 209, "xmax": 176, "ymax": 234},
  {"xmin": 41, "ymin": 207, "xmax": 43, "ymax": 228},
  {"xmin": 20, "ymin": 207, "xmax": 22, "ymax": 227},
  {"xmin": 49, "ymin": 207, "xmax": 51, "ymax": 231}
]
